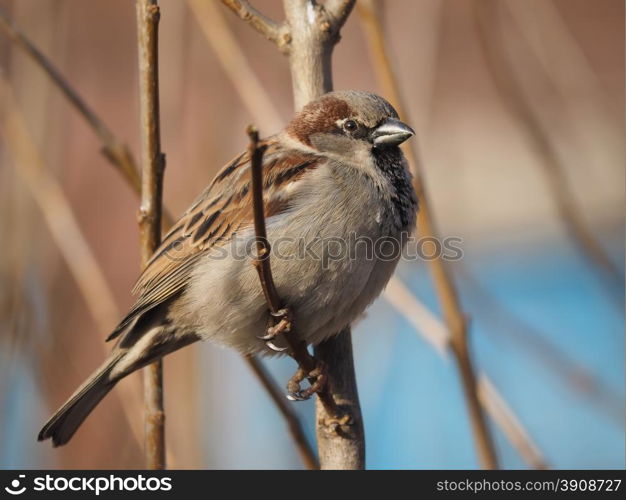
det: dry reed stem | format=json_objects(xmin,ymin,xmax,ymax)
[
  {"xmin": 188, "ymin": 0, "xmax": 285, "ymax": 132},
  {"xmin": 473, "ymin": 0, "xmax": 623, "ymax": 301},
  {"xmin": 0, "ymin": 76, "xmax": 152, "ymax": 461},
  {"xmin": 383, "ymin": 278, "xmax": 548, "ymax": 469},
  {"xmin": 0, "ymin": 7, "xmax": 140, "ymax": 195},
  {"xmin": 358, "ymin": 0, "xmax": 498, "ymax": 469}
]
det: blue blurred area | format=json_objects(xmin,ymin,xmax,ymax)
[{"xmin": 2, "ymin": 235, "xmax": 624, "ymax": 469}]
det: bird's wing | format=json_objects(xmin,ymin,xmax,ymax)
[{"xmin": 107, "ymin": 137, "xmax": 319, "ymax": 341}]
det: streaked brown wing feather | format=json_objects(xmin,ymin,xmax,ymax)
[{"xmin": 107, "ymin": 137, "xmax": 319, "ymax": 341}]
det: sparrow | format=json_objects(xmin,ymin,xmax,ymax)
[{"xmin": 38, "ymin": 90, "xmax": 417, "ymax": 447}]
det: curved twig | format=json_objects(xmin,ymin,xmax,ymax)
[
  {"xmin": 220, "ymin": 0, "xmax": 286, "ymax": 49},
  {"xmin": 247, "ymin": 125, "xmax": 340, "ymax": 418}
]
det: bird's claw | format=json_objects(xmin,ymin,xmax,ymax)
[
  {"xmin": 258, "ymin": 308, "xmax": 293, "ymax": 352},
  {"xmin": 286, "ymin": 362, "xmax": 327, "ymax": 401},
  {"xmin": 266, "ymin": 340, "xmax": 288, "ymax": 352}
]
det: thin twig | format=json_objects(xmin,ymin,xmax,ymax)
[
  {"xmin": 473, "ymin": 0, "xmax": 623, "ymax": 302},
  {"xmin": 136, "ymin": 0, "xmax": 166, "ymax": 470},
  {"xmin": 220, "ymin": 0, "xmax": 285, "ymax": 49},
  {"xmin": 243, "ymin": 355, "xmax": 318, "ymax": 469},
  {"xmin": 358, "ymin": 0, "xmax": 499, "ymax": 469},
  {"xmin": 246, "ymin": 125, "xmax": 339, "ymax": 418}
]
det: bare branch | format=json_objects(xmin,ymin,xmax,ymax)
[
  {"xmin": 280, "ymin": 0, "xmax": 365, "ymax": 470},
  {"xmin": 136, "ymin": 0, "xmax": 166, "ymax": 471},
  {"xmin": 220, "ymin": 0, "xmax": 286, "ymax": 48},
  {"xmin": 282, "ymin": 0, "xmax": 334, "ymax": 107},
  {"xmin": 358, "ymin": 0, "xmax": 499, "ymax": 469}
]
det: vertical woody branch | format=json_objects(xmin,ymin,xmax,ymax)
[
  {"xmin": 282, "ymin": 0, "xmax": 364, "ymax": 470},
  {"xmin": 136, "ymin": 0, "xmax": 166, "ymax": 470},
  {"xmin": 223, "ymin": 0, "xmax": 363, "ymax": 469}
]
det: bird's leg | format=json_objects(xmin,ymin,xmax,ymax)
[
  {"xmin": 286, "ymin": 358, "xmax": 328, "ymax": 401},
  {"xmin": 257, "ymin": 306, "xmax": 336, "ymax": 416},
  {"xmin": 258, "ymin": 307, "xmax": 293, "ymax": 352}
]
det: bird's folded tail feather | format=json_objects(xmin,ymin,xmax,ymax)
[{"xmin": 37, "ymin": 353, "xmax": 124, "ymax": 447}]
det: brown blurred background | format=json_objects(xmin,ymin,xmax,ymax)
[{"xmin": 0, "ymin": 0, "xmax": 623, "ymax": 469}]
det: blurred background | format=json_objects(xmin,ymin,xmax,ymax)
[{"xmin": 0, "ymin": 0, "xmax": 623, "ymax": 469}]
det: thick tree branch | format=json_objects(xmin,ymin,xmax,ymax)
[
  {"xmin": 358, "ymin": 0, "xmax": 499, "ymax": 469},
  {"xmin": 280, "ymin": 0, "xmax": 365, "ymax": 470},
  {"xmin": 136, "ymin": 0, "xmax": 166, "ymax": 471}
]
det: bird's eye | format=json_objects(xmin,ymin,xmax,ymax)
[{"xmin": 343, "ymin": 120, "xmax": 357, "ymax": 132}]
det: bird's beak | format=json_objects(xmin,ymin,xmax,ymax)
[{"xmin": 371, "ymin": 118, "xmax": 415, "ymax": 147}]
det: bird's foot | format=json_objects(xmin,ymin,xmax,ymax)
[
  {"xmin": 258, "ymin": 308, "xmax": 293, "ymax": 352},
  {"xmin": 286, "ymin": 360, "xmax": 328, "ymax": 401}
]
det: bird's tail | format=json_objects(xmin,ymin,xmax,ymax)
[{"xmin": 38, "ymin": 353, "xmax": 123, "ymax": 447}]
